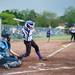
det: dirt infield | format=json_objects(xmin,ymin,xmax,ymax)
[{"xmin": 0, "ymin": 40, "xmax": 75, "ymax": 75}]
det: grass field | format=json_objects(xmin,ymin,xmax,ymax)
[{"xmin": 34, "ymin": 34, "xmax": 71, "ymax": 41}]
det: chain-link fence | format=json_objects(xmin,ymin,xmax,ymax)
[{"xmin": 1, "ymin": 25, "xmax": 71, "ymax": 40}]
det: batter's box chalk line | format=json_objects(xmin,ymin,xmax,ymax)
[
  {"xmin": 29, "ymin": 62, "xmax": 46, "ymax": 69},
  {"xmin": 47, "ymin": 43, "xmax": 72, "ymax": 58},
  {"xmin": 5, "ymin": 66, "xmax": 75, "ymax": 75}
]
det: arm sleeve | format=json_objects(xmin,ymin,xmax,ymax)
[{"xmin": 21, "ymin": 28, "xmax": 25, "ymax": 38}]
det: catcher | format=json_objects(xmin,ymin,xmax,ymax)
[{"xmin": 0, "ymin": 29, "xmax": 21, "ymax": 69}]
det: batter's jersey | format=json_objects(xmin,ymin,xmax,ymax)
[{"xmin": 22, "ymin": 27, "xmax": 34, "ymax": 41}]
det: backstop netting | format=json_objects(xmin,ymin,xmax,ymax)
[{"xmin": 1, "ymin": 24, "xmax": 71, "ymax": 40}]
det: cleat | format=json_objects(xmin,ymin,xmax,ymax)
[
  {"xmin": 39, "ymin": 58, "xmax": 48, "ymax": 61},
  {"xmin": 3, "ymin": 64, "xmax": 10, "ymax": 69},
  {"xmin": 18, "ymin": 56, "xmax": 23, "ymax": 60}
]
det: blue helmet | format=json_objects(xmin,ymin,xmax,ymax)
[
  {"xmin": 25, "ymin": 20, "xmax": 35, "ymax": 28},
  {"xmin": 1, "ymin": 29, "xmax": 11, "ymax": 38}
]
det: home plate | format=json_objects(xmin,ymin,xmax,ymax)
[
  {"xmin": 29, "ymin": 66, "xmax": 37, "ymax": 70},
  {"xmin": 29, "ymin": 63, "xmax": 46, "ymax": 69},
  {"xmin": 36, "ymin": 63, "xmax": 46, "ymax": 67}
]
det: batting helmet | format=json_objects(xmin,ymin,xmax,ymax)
[{"xmin": 24, "ymin": 20, "xmax": 35, "ymax": 29}]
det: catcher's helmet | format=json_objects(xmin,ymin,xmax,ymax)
[{"xmin": 1, "ymin": 29, "xmax": 11, "ymax": 38}]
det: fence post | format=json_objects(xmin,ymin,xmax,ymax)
[{"xmin": 0, "ymin": 18, "xmax": 2, "ymax": 38}]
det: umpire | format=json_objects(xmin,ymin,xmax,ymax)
[{"xmin": 70, "ymin": 24, "xmax": 75, "ymax": 42}]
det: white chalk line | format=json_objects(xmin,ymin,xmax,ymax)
[
  {"xmin": 5, "ymin": 43, "xmax": 72, "ymax": 75},
  {"xmin": 47, "ymin": 43, "xmax": 72, "ymax": 58},
  {"xmin": 6, "ymin": 66, "xmax": 75, "ymax": 75}
]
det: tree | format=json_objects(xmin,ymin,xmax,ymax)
[
  {"xmin": 26, "ymin": 10, "xmax": 37, "ymax": 21},
  {"xmin": 36, "ymin": 11, "xmax": 57, "ymax": 27},
  {"xmin": 36, "ymin": 14, "xmax": 48, "ymax": 27},
  {"xmin": 0, "ymin": 12, "xmax": 17, "ymax": 25},
  {"xmin": 19, "ymin": 9, "xmax": 29, "ymax": 21},
  {"xmin": 0, "ymin": 9, "xmax": 58, "ymax": 27},
  {"xmin": 64, "ymin": 7, "xmax": 75, "ymax": 27}
]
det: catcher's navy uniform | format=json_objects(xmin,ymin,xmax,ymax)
[
  {"xmin": 19, "ymin": 20, "xmax": 45, "ymax": 60},
  {"xmin": 0, "ymin": 29, "xmax": 21, "ymax": 69}
]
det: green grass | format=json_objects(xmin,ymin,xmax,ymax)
[
  {"xmin": 51, "ymin": 34, "xmax": 71, "ymax": 40},
  {"xmin": 12, "ymin": 34, "xmax": 71, "ymax": 41},
  {"xmin": 34, "ymin": 34, "xmax": 71, "ymax": 41}
]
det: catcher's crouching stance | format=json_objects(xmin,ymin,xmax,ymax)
[{"xmin": 0, "ymin": 29, "xmax": 21, "ymax": 69}]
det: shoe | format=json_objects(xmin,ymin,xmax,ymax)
[
  {"xmin": 3, "ymin": 64, "xmax": 10, "ymax": 69},
  {"xmin": 40, "ymin": 58, "xmax": 48, "ymax": 61},
  {"xmin": 17, "ymin": 54, "xmax": 26, "ymax": 60},
  {"xmin": 18, "ymin": 56, "xmax": 23, "ymax": 60}
]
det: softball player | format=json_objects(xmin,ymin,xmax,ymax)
[
  {"xmin": 46, "ymin": 26, "xmax": 52, "ymax": 42},
  {"xmin": 0, "ymin": 29, "xmax": 21, "ymax": 69},
  {"xmin": 19, "ymin": 20, "xmax": 46, "ymax": 61},
  {"xmin": 70, "ymin": 24, "xmax": 75, "ymax": 42}
]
